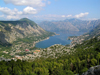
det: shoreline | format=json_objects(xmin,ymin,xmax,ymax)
[
  {"xmin": 34, "ymin": 33, "xmax": 72, "ymax": 48},
  {"xmin": 33, "ymin": 37, "xmax": 50, "ymax": 48},
  {"xmin": 54, "ymin": 32, "xmax": 60, "ymax": 35},
  {"xmin": 34, "ymin": 33, "xmax": 61, "ymax": 48},
  {"xmin": 33, "ymin": 34, "xmax": 56, "ymax": 48}
]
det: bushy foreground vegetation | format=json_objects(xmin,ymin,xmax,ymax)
[{"xmin": 0, "ymin": 37, "xmax": 100, "ymax": 75}]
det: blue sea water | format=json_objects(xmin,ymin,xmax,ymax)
[{"xmin": 35, "ymin": 32, "xmax": 85, "ymax": 48}]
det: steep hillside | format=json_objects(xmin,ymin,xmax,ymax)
[
  {"xmin": 39, "ymin": 21, "xmax": 79, "ymax": 32},
  {"xmin": 52, "ymin": 21, "xmax": 79, "ymax": 32},
  {"xmin": 0, "ymin": 19, "xmax": 100, "ymax": 75},
  {"xmin": 65, "ymin": 18, "xmax": 100, "ymax": 32},
  {"xmin": 0, "ymin": 34, "xmax": 100, "ymax": 75},
  {"xmin": 38, "ymin": 21, "xmax": 57, "ymax": 32},
  {"xmin": 0, "ymin": 18, "xmax": 54, "ymax": 44},
  {"xmin": 39, "ymin": 18, "xmax": 100, "ymax": 32},
  {"xmin": 68, "ymin": 23, "xmax": 100, "ymax": 47},
  {"xmin": 88, "ymin": 23, "xmax": 100, "ymax": 38},
  {"xmin": 0, "ymin": 18, "xmax": 55, "ymax": 58}
]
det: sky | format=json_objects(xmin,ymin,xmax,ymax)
[{"xmin": 0, "ymin": 0, "xmax": 100, "ymax": 21}]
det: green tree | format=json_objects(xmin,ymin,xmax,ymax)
[
  {"xmin": 91, "ymin": 58, "xmax": 97, "ymax": 66},
  {"xmin": 96, "ymin": 52, "xmax": 100, "ymax": 65},
  {"xmin": 1, "ymin": 70, "xmax": 9, "ymax": 75},
  {"xmin": 34, "ymin": 67, "xmax": 49, "ymax": 75},
  {"xmin": 80, "ymin": 68, "xmax": 88, "ymax": 74},
  {"xmin": 65, "ymin": 70, "xmax": 74, "ymax": 75}
]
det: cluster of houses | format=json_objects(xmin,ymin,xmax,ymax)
[
  {"xmin": 2, "ymin": 48, "xmax": 41, "ymax": 61},
  {"xmin": 13, "ymin": 49, "xmax": 41, "ymax": 60}
]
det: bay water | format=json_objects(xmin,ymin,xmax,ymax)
[{"xmin": 35, "ymin": 32, "xmax": 85, "ymax": 48}]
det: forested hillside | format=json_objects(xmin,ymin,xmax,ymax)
[
  {"xmin": 0, "ymin": 37, "xmax": 100, "ymax": 75},
  {"xmin": 0, "ymin": 0, "xmax": 99, "ymax": 75},
  {"xmin": 0, "ymin": 19, "xmax": 100, "ymax": 75}
]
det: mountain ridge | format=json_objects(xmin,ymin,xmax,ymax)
[
  {"xmin": 0, "ymin": 18, "xmax": 54, "ymax": 46},
  {"xmin": 38, "ymin": 18, "xmax": 100, "ymax": 32},
  {"xmin": 68, "ymin": 23, "xmax": 100, "ymax": 47}
]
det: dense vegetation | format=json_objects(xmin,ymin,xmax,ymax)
[{"xmin": 0, "ymin": 37, "xmax": 100, "ymax": 75}]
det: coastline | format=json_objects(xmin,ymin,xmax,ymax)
[
  {"xmin": 32, "ymin": 37, "xmax": 50, "ymax": 48},
  {"xmin": 33, "ymin": 32, "xmax": 61, "ymax": 48},
  {"xmin": 54, "ymin": 32, "xmax": 60, "ymax": 35},
  {"xmin": 33, "ymin": 34, "xmax": 56, "ymax": 48},
  {"xmin": 34, "ymin": 32, "xmax": 61, "ymax": 48}
]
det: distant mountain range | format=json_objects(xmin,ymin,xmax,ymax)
[{"xmin": 38, "ymin": 18, "xmax": 100, "ymax": 33}]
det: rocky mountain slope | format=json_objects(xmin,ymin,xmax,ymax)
[
  {"xmin": 0, "ymin": 18, "xmax": 55, "ymax": 58},
  {"xmin": 0, "ymin": 18, "xmax": 100, "ymax": 75},
  {"xmin": 39, "ymin": 18, "xmax": 100, "ymax": 33},
  {"xmin": 39, "ymin": 21, "xmax": 79, "ymax": 32},
  {"xmin": 87, "ymin": 23, "xmax": 100, "ymax": 39},
  {"xmin": 68, "ymin": 23, "xmax": 100, "ymax": 47},
  {"xmin": 0, "ymin": 18, "xmax": 54, "ymax": 45},
  {"xmin": 82, "ymin": 65, "xmax": 100, "ymax": 75}
]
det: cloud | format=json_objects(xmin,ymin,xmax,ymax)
[
  {"xmin": 23, "ymin": 6, "xmax": 37, "ymax": 14},
  {"xmin": 66, "ymin": 15, "xmax": 72, "ymax": 17},
  {"xmin": 74, "ymin": 12, "xmax": 89, "ymax": 18},
  {"xmin": 0, "ymin": 6, "xmax": 38, "ymax": 19},
  {"xmin": 7, "ymin": 15, "xmax": 20, "ymax": 19},
  {"xmin": 0, "ymin": 7, "xmax": 15, "ymax": 15},
  {"xmin": 0, "ymin": 15, "xmax": 4, "ymax": 17},
  {"xmin": 0, "ymin": 7, "xmax": 23, "ymax": 15},
  {"xmin": 61, "ymin": 15, "xmax": 72, "ymax": 18},
  {"xmin": 3, "ymin": 0, "xmax": 51, "ymax": 17},
  {"xmin": 86, "ymin": 18, "xmax": 98, "ymax": 20},
  {"xmin": 33, "ymin": 14, "xmax": 73, "ymax": 20},
  {"xmin": 0, "ymin": 6, "xmax": 37, "ymax": 15},
  {"xmin": 62, "ymin": 15, "xmax": 66, "ymax": 17},
  {"xmin": 2, "ymin": 0, "xmax": 51, "ymax": 19},
  {"xmin": 33, "ymin": 12, "xmax": 89, "ymax": 20},
  {"xmin": 4, "ymin": 0, "xmax": 47, "ymax": 7},
  {"xmin": 47, "ymin": 1, "xmax": 51, "ymax": 4}
]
